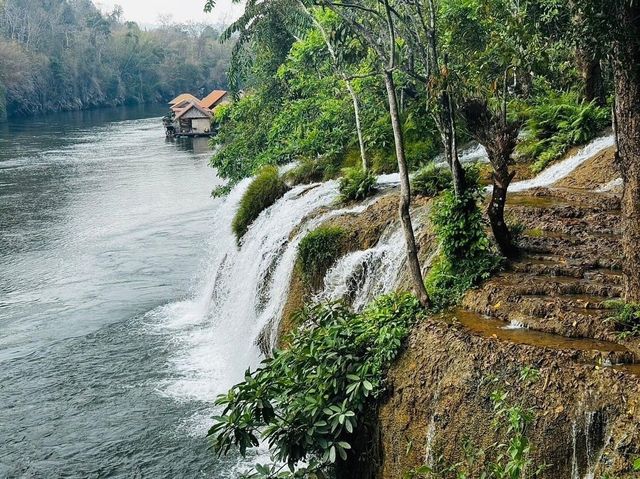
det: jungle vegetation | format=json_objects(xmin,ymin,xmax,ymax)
[{"xmin": 0, "ymin": 0, "xmax": 233, "ymax": 118}]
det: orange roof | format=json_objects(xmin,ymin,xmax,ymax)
[
  {"xmin": 200, "ymin": 90, "xmax": 228, "ymax": 109},
  {"xmin": 168, "ymin": 93, "xmax": 199, "ymax": 105},
  {"xmin": 174, "ymin": 101, "xmax": 213, "ymax": 121}
]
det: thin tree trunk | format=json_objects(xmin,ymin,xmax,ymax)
[
  {"xmin": 345, "ymin": 80, "xmax": 369, "ymax": 170},
  {"xmin": 384, "ymin": 70, "xmax": 430, "ymax": 308},
  {"xmin": 300, "ymin": 0, "xmax": 368, "ymax": 170},
  {"xmin": 613, "ymin": 1, "xmax": 640, "ymax": 303},
  {"xmin": 577, "ymin": 49, "xmax": 605, "ymax": 105}
]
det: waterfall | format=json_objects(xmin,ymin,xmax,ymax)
[
  {"xmin": 318, "ymin": 224, "xmax": 407, "ymax": 311},
  {"xmin": 150, "ymin": 132, "xmax": 615, "ymax": 447},
  {"xmin": 153, "ymin": 180, "xmax": 339, "ymax": 404},
  {"xmin": 154, "ymin": 177, "xmax": 391, "ymax": 407},
  {"xmin": 509, "ymin": 135, "xmax": 615, "ymax": 192},
  {"xmin": 569, "ymin": 410, "xmax": 609, "ymax": 479}
]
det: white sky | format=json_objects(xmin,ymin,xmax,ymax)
[{"xmin": 94, "ymin": 0, "xmax": 244, "ymax": 27}]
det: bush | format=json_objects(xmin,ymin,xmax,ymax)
[
  {"xmin": 339, "ymin": 167, "xmax": 377, "ymax": 202},
  {"xmin": 208, "ymin": 293, "xmax": 423, "ymax": 478},
  {"xmin": 604, "ymin": 300, "xmax": 640, "ymax": 338},
  {"xmin": 426, "ymin": 166, "xmax": 502, "ymax": 308},
  {"xmin": 232, "ymin": 166, "xmax": 289, "ymax": 241},
  {"xmin": 371, "ymin": 151, "xmax": 398, "ymax": 174},
  {"xmin": 411, "ymin": 163, "xmax": 453, "ymax": 197},
  {"xmin": 297, "ymin": 226, "xmax": 346, "ymax": 288},
  {"xmin": 516, "ymin": 92, "xmax": 610, "ymax": 174}
]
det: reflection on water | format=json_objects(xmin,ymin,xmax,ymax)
[{"xmin": 0, "ymin": 105, "xmax": 240, "ymax": 477}]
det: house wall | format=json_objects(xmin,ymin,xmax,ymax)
[{"xmin": 191, "ymin": 118, "xmax": 211, "ymax": 132}]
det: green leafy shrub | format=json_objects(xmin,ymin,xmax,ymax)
[
  {"xmin": 338, "ymin": 167, "xmax": 377, "ymax": 202},
  {"xmin": 604, "ymin": 300, "xmax": 640, "ymax": 338},
  {"xmin": 371, "ymin": 151, "xmax": 398, "ymax": 174},
  {"xmin": 232, "ymin": 166, "xmax": 289, "ymax": 242},
  {"xmin": 283, "ymin": 150, "xmax": 359, "ymax": 186},
  {"xmin": 297, "ymin": 226, "xmax": 346, "ymax": 288},
  {"xmin": 208, "ymin": 293, "xmax": 423, "ymax": 478},
  {"xmin": 411, "ymin": 163, "xmax": 453, "ymax": 197},
  {"xmin": 426, "ymin": 166, "xmax": 501, "ymax": 308},
  {"xmin": 516, "ymin": 92, "xmax": 610, "ymax": 174}
]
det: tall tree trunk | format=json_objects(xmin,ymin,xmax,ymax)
[
  {"xmin": 345, "ymin": 80, "xmax": 369, "ymax": 171},
  {"xmin": 384, "ymin": 70, "xmax": 430, "ymax": 308},
  {"xmin": 613, "ymin": 1, "xmax": 640, "ymax": 303},
  {"xmin": 300, "ymin": 0, "xmax": 368, "ymax": 170},
  {"xmin": 441, "ymin": 88, "xmax": 465, "ymax": 196},
  {"xmin": 487, "ymin": 168, "xmax": 517, "ymax": 258},
  {"xmin": 577, "ymin": 49, "xmax": 605, "ymax": 105}
]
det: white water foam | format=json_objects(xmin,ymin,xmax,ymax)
[
  {"xmin": 502, "ymin": 320, "xmax": 527, "ymax": 330},
  {"xmin": 153, "ymin": 178, "xmax": 387, "ymax": 412},
  {"xmin": 318, "ymin": 225, "xmax": 406, "ymax": 311},
  {"xmin": 510, "ymin": 134, "xmax": 615, "ymax": 192},
  {"xmin": 151, "ymin": 180, "xmax": 340, "ymax": 404},
  {"xmin": 596, "ymin": 177, "xmax": 622, "ymax": 193}
]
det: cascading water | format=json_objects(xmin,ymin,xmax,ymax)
[
  {"xmin": 152, "ymin": 180, "xmax": 340, "ymax": 405},
  {"xmin": 510, "ymin": 134, "xmax": 615, "ymax": 192},
  {"xmin": 318, "ymin": 225, "xmax": 407, "ymax": 311},
  {"xmin": 153, "ymin": 177, "xmax": 390, "ymax": 410},
  {"xmin": 570, "ymin": 410, "xmax": 609, "ymax": 479}
]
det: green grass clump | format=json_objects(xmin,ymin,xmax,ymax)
[
  {"xmin": 232, "ymin": 165, "xmax": 289, "ymax": 241},
  {"xmin": 411, "ymin": 163, "xmax": 453, "ymax": 197},
  {"xmin": 516, "ymin": 92, "xmax": 609, "ymax": 174},
  {"xmin": 338, "ymin": 167, "xmax": 377, "ymax": 202},
  {"xmin": 208, "ymin": 293, "xmax": 423, "ymax": 478},
  {"xmin": 604, "ymin": 300, "xmax": 640, "ymax": 338},
  {"xmin": 297, "ymin": 226, "xmax": 346, "ymax": 287}
]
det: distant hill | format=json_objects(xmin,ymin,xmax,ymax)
[{"xmin": 0, "ymin": 0, "xmax": 233, "ymax": 119}]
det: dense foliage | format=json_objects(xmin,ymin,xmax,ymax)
[
  {"xmin": 338, "ymin": 167, "xmax": 377, "ymax": 202},
  {"xmin": 411, "ymin": 164, "xmax": 453, "ymax": 197},
  {"xmin": 298, "ymin": 226, "xmax": 346, "ymax": 287},
  {"xmin": 427, "ymin": 167, "xmax": 502, "ymax": 308},
  {"xmin": 516, "ymin": 93, "xmax": 610, "ymax": 173},
  {"xmin": 0, "ymin": 0, "xmax": 232, "ymax": 118},
  {"xmin": 232, "ymin": 166, "xmax": 289, "ymax": 241},
  {"xmin": 208, "ymin": 293, "xmax": 423, "ymax": 478}
]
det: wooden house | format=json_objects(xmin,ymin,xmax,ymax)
[
  {"xmin": 173, "ymin": 101, "xmax": 213, "ymax": 136},
  {"xmin": 164, "ymin": 90, "xmax": 229, "ymax": 138}
]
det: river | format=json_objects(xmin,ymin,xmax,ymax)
[{"xmin": 0, "ymin": 106, "xmax": 248, "ymax": 478}]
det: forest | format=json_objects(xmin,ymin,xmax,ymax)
[
  {"xmin": 204, "ymin": 0, "xmax": 640, "ymax": 477},
  {"xmin": 0, "ymin": 0, "xmax": 233, "ymax": 119}
]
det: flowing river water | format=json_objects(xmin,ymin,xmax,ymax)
[{"xmin": 0, "ymin": 106, "xmax": 252, "ymax": 478}]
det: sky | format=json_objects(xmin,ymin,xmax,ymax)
[{"xmin": 95, "ymin": 0, "xmax": 244, "ymax": 27}]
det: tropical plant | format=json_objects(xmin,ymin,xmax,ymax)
[
  {"xmin": 208, "ymin": 293, "xmax": 423, "ymax": 478},
  {"xmin": 297, "ymin": 226, "xmax": 346, "ymax": 287},
  {"xmin": 338, "ymin": 167, "xmax": 377, "ymax": 202},
  {"xmin": 604, "ymin": 300, "xmax": 640, "ymax": 338},
  {"xmin": 516, "ymin": 92, "xmax": 609, "ymax": 173},
  {"xmin": 426, "ymin": 166, "xmax": 502, "ymax": 308},
  {"xmin": 411, "ymin": 163, "xmax": 453, "ymax": 197}
]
